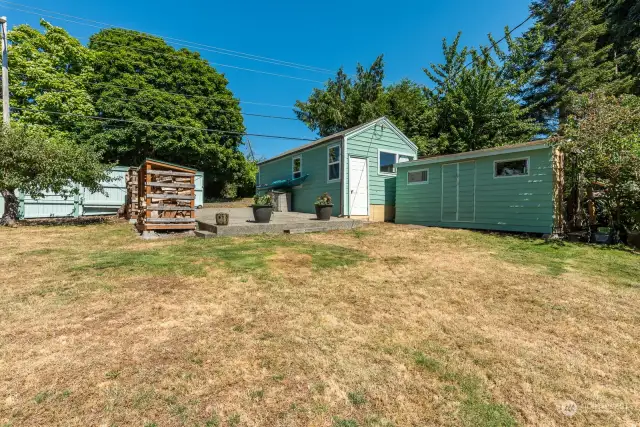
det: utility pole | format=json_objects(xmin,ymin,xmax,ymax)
[{"xmin": 0, "ymin": 16, "xmax": 8, "ymax": 126}]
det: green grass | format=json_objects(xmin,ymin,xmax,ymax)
[
  {"xmin": 70, "ymin": 235, "xmax": 367, "ymax": 278},
  {"xmin": 333, "ymin": 418, "xmax": 359, "ymax": 427},
  {"xmin": 413, "ymin": 351, "xmax": 516, "ymax": 427},
  {"xmin": 466, "ymin": 232, "xmax": 639, "ymax": 285},
  {"xmin": 347, "ymin": 390, "xmax": 367, "ymax": 406}
]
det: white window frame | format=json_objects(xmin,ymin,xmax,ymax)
[
  {"xmin": 493, "ymin": 157, "xmax": 530, "ymax": 179},
  {"xmin": 407, "ymin": 168, "xmax": 429, "ymax": 185},
  {"xmin": 292, "ymin": 155, "xmax": 302, "ymax": 179},
  {"xmin": 327, "ymin": 144, "xmax": 341, "ymax": 183},
  {"xmin": 377, "ymin": 148, "xmax": 414, "ymax": 176}
]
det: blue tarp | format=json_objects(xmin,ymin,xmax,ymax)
[{"xmin": 257, "ymin": 174, "xmax": 309, "ymax": 191}]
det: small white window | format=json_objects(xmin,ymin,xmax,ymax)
[
  {"xmin": 407, "ymin": 169, "xmax": 429, "ymax": 185},
  {"xmin": 328, "ymin": 144, "xmax": 341, "ymax": 182},
  {"xmin": 292, "ymin": 155, "xmax": 302, "ymax": 179},
  {"xmin": 494, "ymin": 158, "xmax": 529, "ymax": 177}
]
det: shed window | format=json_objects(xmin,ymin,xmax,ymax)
[
  {"xmin": 407, "ymin": 169, "xmax": 429, "ymax": 184},
  {"xmin": 495, "ymin": 158, "xmax": 529, "ymax": 177},
  {"xmin": 292, "ymin": 156, "xmax": 302, "ymax": 179},
  {"xmin": 379, "ymin": 151, "xmax": 414, "ymax": 175},
  {"xmin": 328, "ymin": 144, "xmax": 341, "ymax": 182},
  {"xmin": 379, "ymin": 151, "xmax": 397, "ymax": 174}
]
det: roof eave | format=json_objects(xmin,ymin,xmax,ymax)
[{"xmin": 395, "ymin": 141, "xmax": 552, "ymax": 168}]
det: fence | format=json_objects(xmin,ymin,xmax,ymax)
[{"xmin": 1, "ymin": 167, "xmax": 204, "ymax": 219}]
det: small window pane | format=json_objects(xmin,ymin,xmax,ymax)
[
  {"xmin": 408, "ymin": 170, "xmax": 428, "ymax": 183},
  {"xmin": 495, "ymin": 159, "xmax": 528, "ymax": 177},
  {"xmin": 379, "ymin": 151, "xmax": 396, "ymax": 173},
  {"xmin": 329, "ymin": 163, "xmax": 340, "ymax": 181},
  {"xmin": 329, "ymin": 146, "xmax": 340, "ymax": 164},
  {"xmin": 293, "ymin": 157, "xmax": 301, "ymax": 179}
]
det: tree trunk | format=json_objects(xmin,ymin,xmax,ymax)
[{"xmin": 1, "ymin": 189, "xmax": 19, "ymax": 226}]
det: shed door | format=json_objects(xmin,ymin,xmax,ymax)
[
  {"xmin": 441, "ymin": 161, "xmax": 476, "ymax": 222},
  {"xmin": 349, "ymin": 157, "xmax": 369, "ymax": 216}
]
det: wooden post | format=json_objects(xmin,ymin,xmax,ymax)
[{"xmin": 553, "ymin": 148, "xmax": 565, "ymax": 234}]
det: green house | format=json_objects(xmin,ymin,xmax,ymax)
[
  {"xmin": 395, "ymin": 140, "xmax": 563, "ymax": 234},
  {"xmin": 257, "ymin": 117, "xmax": 418, "ymax": 220}
]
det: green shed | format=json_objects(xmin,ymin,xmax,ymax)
[
  {"xmin": 395, "ymin": 141, "xmax": 564, "ymax": 234},
  {"xmin": 257, "ymin": 117, "xmax": 418, "ymax": 221}
]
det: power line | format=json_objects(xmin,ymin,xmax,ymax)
[
  {"xmin": 10, "ymin": 106, "xmax": 315, "ymax": 141},
  {"xmin": 85, "ymin": 38, "xmax": 325, "ymax": 84},
  {"xmin": 0, "ymin": 0, "xmax": 337, "ymax": 75},
  {"xmin": 11, "ymin": 72, "xmax": 295, "ymax": 109}
]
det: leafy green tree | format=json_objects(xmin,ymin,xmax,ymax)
[
  {"xmin": 294, "ymin": 56, "xmax": 434, "ymax": 154},
  {"xmin": 87, "ymin": 29, "xmax": 252, "ymax": 197},
  {"xmin": 294, "ymin": 55, "xmax": 386, "ymax": 136},
  {"xmin": 558, "ymin": 92, "xmax": 640, "ymax": 232},
  {"xmin": 0, "ymin": 124, "xmax": 111, "ymax": 225},
  {"xmin": 424, "ymin": 33, "xmax": 541, "ymax": 154},
  {"xmin": 7, "ymin": 20, "xmax": 96, "ymax": 137}
]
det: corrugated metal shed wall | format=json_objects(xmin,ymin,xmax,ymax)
[{"xmin": 0, "ymin": 166, "xmax": 204, "ymax": 219}]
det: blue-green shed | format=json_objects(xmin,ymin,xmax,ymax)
[
  {"xmin": 257, "ymin": 117, "xmax": 418, "ymax": 221},
  {"xmin": 395, "ymin": 141, "xmax": 563, "ymax": 234}
]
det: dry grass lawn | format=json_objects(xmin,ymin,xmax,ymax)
[{"xmin": 0, "ymin": 221, "xmax": 639, "ymax": 427}]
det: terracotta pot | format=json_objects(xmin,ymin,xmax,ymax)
[
  {"xmin": 315, "ymin": 204, "xmax": 333, "ymax": 221},
  {"xmin": 252, "ymin": 205, "xmax": 273, "ymax": 223}
]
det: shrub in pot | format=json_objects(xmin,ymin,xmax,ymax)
[
  {"xmin": 314, "ymin": 192, "xmax": 333, "ymax": 221},
  {"xmin": 252, "ymin": 194, "xmax": 273, "ymax": 223}
]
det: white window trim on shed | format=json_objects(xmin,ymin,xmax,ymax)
[
  {"xmin": 327, "ymin": 143, "xmax": 341, "ymax": 183},
  {"xmin": 493, "ymin": 157, "xmax": 530, "ymax": 179},
  {"xmin": 292, "ymin": 155, "xmax": 302, "ymax": 179},
  {"xmin": 407, "ymin": 168, "xmax": 430, "ymax": 185},
  {"xmin": 377, "ymin": 148, "xmax": 415, "ymax": 176}
]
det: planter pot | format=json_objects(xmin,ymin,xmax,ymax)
[
  {"xmin": 315, "ymin": 204, "xmax": 333, "ymax": 221},
  {"xmin": 215, "ymin": 212, "xmax": 229, "ymax": 226},
  {"xmin": 252, "ymin": 205, "xmax": 273, "ymax": 223}
]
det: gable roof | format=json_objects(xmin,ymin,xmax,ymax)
[
  {"xmin": 257, "ymin": 117, "xmax": 417, "ymax": 165},
  {"xmin": 395, "ymin": 140, "xmax": 552, "ymax": 168}
]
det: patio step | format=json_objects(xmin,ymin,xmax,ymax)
[{"xmin": 194, "ymin": 230, "xmax": 216, "ymax": 238}]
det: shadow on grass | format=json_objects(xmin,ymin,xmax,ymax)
[
  {"xmin": 70, "ymin": 235, "xmax": 369, "ymax": 278},
  {"xmin": 455, "ymin": 231, "xmax": 640, "ymax": 286}
]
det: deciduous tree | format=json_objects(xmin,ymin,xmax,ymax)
[{"xmin": 0, "ymin": 125, "xmax": 111, "ymax": 226}]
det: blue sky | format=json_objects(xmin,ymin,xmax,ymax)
[{"xmin": 1, "ymin": 0, "xmax": 532, "ymax": 159}]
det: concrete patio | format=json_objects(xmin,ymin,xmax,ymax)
[{"xmin": 195, "ymin": 207, "xmax": 362, "ymax": 237}]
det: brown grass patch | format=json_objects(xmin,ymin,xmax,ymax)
[{"xmin": 0, "ymin": 222, "xmax": 638, "ymax": 426}]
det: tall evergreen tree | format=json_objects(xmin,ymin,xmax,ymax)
[
  {"xmin": 517, "ymin": 0, "xmax": 617, "ymax": 129},
  {"xmin": 605, "ymin": 0, "xmax": 640, "ymax": 95}
]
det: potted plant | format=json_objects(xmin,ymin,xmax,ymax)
[
  {"xmin": 314, "ymin": 192, "xmax": 333, "ymax": 221},
  {"xmin": 252, "ymin": 194, "xmax": 273, "ymax": 223}
]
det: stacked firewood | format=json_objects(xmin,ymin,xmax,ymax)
[
  {"xmin": 136, "ymin": 160, "xmax": 196, "ymax": 232},
  {"xmin": 125, "ymin": 167, "xmax": 139, "ymax": 220}
]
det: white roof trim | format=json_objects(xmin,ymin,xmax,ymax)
[
  {"xmin": 344, "ymin": 117, "xmax": 418, "ymax": 153},
  {"xmin": 396, "ymin": 141, "xmax": 551, "ymax": 168}
]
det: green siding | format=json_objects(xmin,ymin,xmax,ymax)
[
  {"xmin": 396, "ymin": 147, "xmax": 555, "ymax": 233},
  {"xmin": 345, "ymin": 125, "xmax": 417, "ymax": 214},
  {"xmin": 258, "ymin": 140, "xmax": 341, "ymax": 216}
]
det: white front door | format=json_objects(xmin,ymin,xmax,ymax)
[{"xmin": 349, "ymin": 157, "xmax": 368, "ymax": 216}]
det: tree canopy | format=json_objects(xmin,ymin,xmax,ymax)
[
  {"xmin": 0, "ymin": 124, "xmax": 111, "ymax": 225},
  {"xmin": 88, "ymin": 29, "xmax": 252, "ymax": 197}
]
